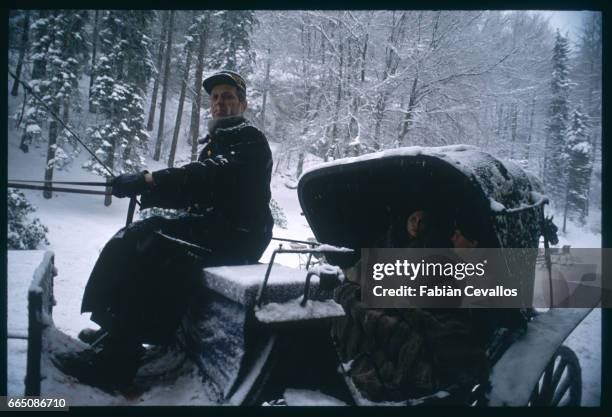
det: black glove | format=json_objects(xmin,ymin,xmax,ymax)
[{"xmin": 111, "ymin": 172, "xmax": 148, "ymax": 198}]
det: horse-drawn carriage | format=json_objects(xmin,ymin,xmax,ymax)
[{"xmin": 23, "ymin": 145, "xmax": 597, "ymax": 405}]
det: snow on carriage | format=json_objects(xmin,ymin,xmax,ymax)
[{"xmin": 21, "ymin": 145, "xmax": 597, "ymax": 406}]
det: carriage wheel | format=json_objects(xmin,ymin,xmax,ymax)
[{"xmin": 528, "ymin": 345, "xmax": 582, "ymax": 406}]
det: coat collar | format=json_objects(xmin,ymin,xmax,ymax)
[{"xmin": 207, "ymin": 115, "xmax": 248, "ymax": 136}]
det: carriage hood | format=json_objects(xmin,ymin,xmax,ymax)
[{"xmin": 298, "ymin": 145, "xmax": 547, "ymax": 268}]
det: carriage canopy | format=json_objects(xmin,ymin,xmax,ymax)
[{"xmin": 298, "ymin": 145, "xmax": 547, "ymax": 268}]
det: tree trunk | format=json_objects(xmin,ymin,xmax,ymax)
[
  {"xmin": 153, "ymin": 10, "xmax": 174, "ymax": 161},
  {"xmin": 88, "ymin": 10, "xmax": 99, "ymax": 112},
  {"xmin": 43, "ymin": 101, "xmax": 60, "ymax": 199},
  {"xmin": 372, "ymin": 14, "xmax": 405, "ymax": 150},
  {"xmin": 168, "ymin": 42, "xmax": 193, "ymax": 168},
  {"xmin": 510, "ymin": 103, "xmax": 518, "ymax": 158},
  {"xmin": 295, "ymin": 152, "xmax": 305, "ymax": 179},
  {"xmin": 294, "ymin": 23, "xmax": 312, "ymax": 179},
  {"xmin": 585, "ymin": 44, "xmax": 599, "ymax": 217},
  {"xmin": 495, "ymin": 103, "xmax": 504, "ymax": 142},
  {"xmin": 562, "ymin": 181, "xmax": 570, "ymax": 233},
  {"xmin": 147, "ymin": 11, "xmax": 169, "ymax": 131},
  {"xmin": 188, "ymin": 14, "xmax": 209, "ymax": 161},
  {"xmin": 31, "ymin": 10, "xmax": 50, "ymax": 80},
  {"xmin": 372, "ymin": 92, "xmax": 388, "ymax": 150},
  {"xmin": 525, "ymin": 95, "xmax": 536, "ymax": 161},
  {"xmin": 11, "ymin": 10, "xmax": 30, "ymax": 97},
  {"xmin": 104, "ymin": 137, "xmax": 115, "ymax": 206},
  {"xmin": 328, "ymin": 41, "xmax": 343, "ymax": 160},
  {"xmin": 397, "ymin": 75, "xmax": 419, "ymax": 145},
  {"xmin": 62, "ymin": 97, "xmax": 70, "ymax": 123},
  {"xmin": 260, "ymin": 48, "xmax": 272, "ymax": 133},
  {"xmin": 105, "ymin": 108, "xmax": 118, "ymax": 207},
  {"xmin": 343, "ymin": 37, "xmax": 355, "ymax": 150},
  {"xmin": 360, "ymin": 32, "xmax": 368, "ymax": 83}
]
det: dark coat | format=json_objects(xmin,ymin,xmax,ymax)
[{"xmin": 81, "ymin": 116, "xmax": 274, "ymax": 344}]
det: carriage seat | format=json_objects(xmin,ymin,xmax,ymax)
[{"xmin": 202, "ymin": 263, "xmax": 317, "ymax": 308}]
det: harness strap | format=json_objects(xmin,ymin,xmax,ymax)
[
  {"xmin": 8, "ymin": 179, "xmax": 109, "ymax": 186},
  {"xmin": 540, "ymin": 211, "xmax": 559, "ymax": 308},
  {"xmin": 8, "ymin": 182, "xmax": 109, "ymax": 196}
]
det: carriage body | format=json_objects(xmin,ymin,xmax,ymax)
[{"xmin": 297, "ymin": 145, "xmax": 592, "ymax": 406}]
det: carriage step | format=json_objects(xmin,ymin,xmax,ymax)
[{"xmin": 254, "ymin": 298, "xmax": 345, "ymax": 324}]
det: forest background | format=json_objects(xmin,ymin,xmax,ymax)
[{"xmin": 7, "ymin": 9, "xmax": 602, "ymax": 243}]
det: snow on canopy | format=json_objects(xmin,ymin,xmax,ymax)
[{"xmin": 302, "ymin": 145, "xmax": 544, "ymax": 213}]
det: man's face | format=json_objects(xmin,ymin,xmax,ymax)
[{"xmin": 210, "ymin": 84, "xmax": 246, "ymax": 119}]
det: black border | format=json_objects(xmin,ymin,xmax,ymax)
[
  {"xmin": 2, "ymin": 1, "xmax": 610, "ymax": 416},
  {"xmin": 1, "ymin": 0, "xmax": 610, "ymax": 11}
]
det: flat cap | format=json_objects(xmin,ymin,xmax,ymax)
[{"xmin": 203, "ymin": 70, "xmax": 247, "ymax": 95}]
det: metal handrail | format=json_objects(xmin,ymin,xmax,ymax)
[{"xmin": 256, "ymin": 244, "xmax": 353, "ymax": 308}]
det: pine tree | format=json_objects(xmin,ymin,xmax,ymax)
[
  {"xmin": 18, "ymin": 11, "xmax": 53, "ymax": 152},
  {"xmin": 19, "ymin": 11, "xmax": 89, "ymax": 197},
  {"xmin": 573, "ymin": 12, "xmax": 602, "ymax": 218},
  {"xmin": 146, "ymin": 11, "xmax": 168, "ymax": 131},
  {"xmin": 269, "ymin": 198, "xmax": 288, "ymax": 229},
  {"xmin": 86, "ymin": 11, "xmax": 153, "ymax": 186},
  {"xmin": 168, "ymin": 20, "xmax": 196, "ymax": 167},
  {"xmin": 188, "ymin": 13, "xmax": 210, "ymax": 161},
  {"xmin": 209, "ymin": 11, "xmax": 257, "ymax": 76},
  {"xmin": 153, "ymin": 10, "xmax": 174, "ymax": 162},
  {"xmin": 563, "ymin": 107, "xmax": 592, "ymax": 230},
  {"xmin": 88, "ymin": 10, "xmax": 100, "ymax": 112},
  {"xmin": 11, "ymin": 10, "xmax": 30, "ymax": 97},
  {"xmin": 7, "ymin": 188, "xmax": 49, "ymax": 250},
  {"xmin": 544, "ymin": 30, "xmax": 571, "ymax": 206},
  {"xmin": 50, "ymin": 11, "xmax": 90, "ymax": 170}
]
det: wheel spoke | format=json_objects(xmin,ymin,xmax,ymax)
[
  {"xmin": 550, "ymin": 358, "xmax": 568, "ymax": 394},
  {"xmin": 539, "ymin": 357, "xmax": 556, "ymax": 403},
  {"xmin": 529, "ymin": 379, "xmax": 541, "ymax": 405},
  {"xmin": 551, "ymin": 375, "xmax": 572, "ymax": 406}
]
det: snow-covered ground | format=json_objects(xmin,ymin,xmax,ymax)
[{"xmin": 6, "ymin": 80, "xmax": 601, "ymax": 405}]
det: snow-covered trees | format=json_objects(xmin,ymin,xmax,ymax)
[
  {"xmin": 86, "ymin": 11, "xmax": 153, "ymax": 181},
  {"xmin": 543, "ymin": 31, "xmax": 572, "ymax": 204},
  {"xmin": 153, "ymin": 10, "xmax": 175, "ymax": 162},
  {"xmin": 7, "ymin": 10, "xmax": 602, "ymax": 232},
  {"xmin": 269, "ymin": 198, "xmax": 288, "ymax": 229},
  {"xmin": 7, "ymin": 189, "xmax": 49, "ymax": 249},
  {"xmin": 563, "ymin": 107, "xmax": 592, "ymax": 229},
  {"xmin": 88, "ymin": 10, "xmax": 100, "ymax": 112},
  {"xmin": 251, "ymin": 11, "xmax": 560, "ymax": 169},
  {"xmin": 146, "ymin": 11, "xmax": 168, "ymax": 131},
  {"xmin": 209, "ymin": 10, "xmax": 257, "ymax": 76},
  {"xmin": 572, "ymin": 12, "xmax": 602, "ymax": 223},
  {"xmin": 42, "ymin": 11, "xmax": 89, "ymax": 197},
  {"xmin": 168, "ymin": 17, "xmax": 196, "ymax": 167},
  {"xmin": 573, "ymin": 13, "xmax": 601, "ymax": 138},
  {"xmin": 10, "ymin": 10, "xmax": 30, "ymax": 97},
  {"xmin": 540, "ymin": 23, "xmax": 599, "ymax": 229},
  {"xmin": 18, "ymin": 11, "xmax": 53, "ymax": 153},
  {"xmin": 15, "ymin": 11, "xmax": 89, "ymax": 197},
  {"xmin": 187, "ymin": 13, "xmax": 210, "ymax": 162}
]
